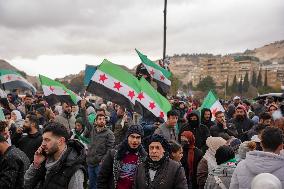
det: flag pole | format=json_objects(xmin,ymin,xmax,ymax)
[{"xmin": 163, "ymin": 0, "xmax": 167, "ymax": 62}]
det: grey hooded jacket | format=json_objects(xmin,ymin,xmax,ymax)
[{"xmin": 229, "ymin": 150, "xmax": 284, "ymax": 189}]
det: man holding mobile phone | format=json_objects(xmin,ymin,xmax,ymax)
[
  {"xmin": 24, "ymin": 122, "xmax": 87, "ymax": 189},
  {"xmin": 210, "ymin": 111, "xmax": 237, "ymax": 138}
]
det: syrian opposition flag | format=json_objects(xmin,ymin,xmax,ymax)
[
  {"xmin": 134, "ymin": 78, "xmax": 172, "ymax": 121},
  {"xmin": 135, "ymin": 49, "xmax": 171, "ymax": 95},
  {"xmin": 39, "ymin": 75, "xmax": 81, "ymax": 106},
  {"xmin": 200, "ymin": 90, "xmax": 225, "ymax": 120},
  {"xmin": 84, "ymin": 64, "xmax": 97, "ymax": 86},
  {"xmin": 0, "ymin": 69, "xmax": 36, "ymax": 93},
  {"xmin": 86, "ymin": 59, "xmax": 141, "ymax": 110}
]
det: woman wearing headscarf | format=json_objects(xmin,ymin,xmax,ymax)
[
  {"xmin": 196, "ymin": 137, "xmax": 227, "ymax": 189},
  {"xmin": 180, "ymin": 131, "xmax": 203, "ymax": 189}
]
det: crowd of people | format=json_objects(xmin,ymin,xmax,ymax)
[{"xmin": 0, "ymin": 90, "xmax": 284, "ymax": 189}]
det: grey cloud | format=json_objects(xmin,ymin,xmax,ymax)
[{"xmin": 0, "ymin": 0, "xmax": 283, "ymax": 60}]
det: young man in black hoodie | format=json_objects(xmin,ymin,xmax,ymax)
[
  {"xmin": 200, "ymin": 108, "xmax": 215, "ymax": 129},
  {"xmin": 180, "ymin": 111, "xmax": 210, "ymax": 153}
]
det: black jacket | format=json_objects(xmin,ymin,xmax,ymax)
[
  {"xmin": 134, "ymin": 158, "xmax": 188, "ymax": 189},
  {"xmin": 210, "ymin": 122, "xmax": 238, "ymax": 138},
  {"xmin": 0, "ymin": 146, "xmax": 30, "ymax": 189},
  {"xmin": 181, "ymin": 146, "xmax": 203, "ymax": 189},
  {"xmin": 228, "ymin": 117, "xmax": 254, "ymax": 141},
  {"xmin": 180, "ymin": 111, "xmax": 210, "ymax": 153},
  {"xmin": 13, "ymin": 132, "xmax": 42, "ymax": 163},
  {"xmin": 25, "ymin": 139, "xmax": 87, "ymax": 189}
]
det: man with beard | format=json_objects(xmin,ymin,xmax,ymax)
[
  {"xmin": 210, "ymin": 111, "xmax": 238, "ymax": 138},
  {"xmin": 55, "ymin": 102, "xmax": 76, "ymax": 133},
  {"xmin": 227, "ymin": 96, "xmax": 241, "ymax": 120},
  {"xmin": 200, "ymin": 108, "xmax": 215, "ymax": 129},
  {"xmin": 18, "ymin": 93, "xmax": 35, "ymax": 115},
  {"xmin": 0, "ymin": 134, "xmax": 30, "ymax": 188},
  {"xmin": 134, "ymin": 134, "xmax": 188, "ymax": 189},
  {"xmin": 24, "ymin": 122, "xmax": 87, "ymax": 189},
  {"xmin": 228, "ymin": 105, "xmax": 254, "ymax": 142},
  {"xmin": 247, "ymin": 112, "xmax": 272, "ymax": 140},
  {"xmin": 12, "ymin": 115, "xmax": 42, "ymax": 162},
  {"xmin": 0, "ymin": 121, "xmax": 11, "ymax": 144},
  {"xmin": 180, "ymin": 111, "xmax": 210, "ymax": 152},
  {"xmin": 79, "ymin": 99, "xmax": 115, "ymax": 189},
  {"xmin": 97, "ymin": 125, "xmax": 147, "ymax": 189}
]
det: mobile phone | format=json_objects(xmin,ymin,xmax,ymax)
[{"xmin": 41, "ymin": 148, "xmax": 47, "ymax": 157}]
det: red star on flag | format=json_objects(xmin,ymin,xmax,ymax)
[
  {"xmin": 150, "ymin": 69, "xmax": 155, "ymax": 76},
  {"xmin": 159, "ymin": 111, "xmax": 164, "ymax": 118},
  {"xmin": 113, "ymin": 82, "xmax": 122, "ymax": 91},
  {"xmin": 63, "ymin": 90, "xmax": 67, "ymax": 94},
  {"xmin": 212, "ymin": 108, "xmax": 218, "ymax": 118},
  {"xmin": 99, "ymin": 74, "xmax": 108, "ymax": 83},
  {"xmin": 160, "ymin": 75, "xmax": 165, "ymax": 81},
  {"xmin": 128, "ymin": 90, "xmax": 135, "ymax": 100},
  {"xmin": 49, "ymin": 86, "xmax": 55, "ymax": 92},
  {"xmin": 149, "ymin": 102, "xmax": 156, "ymax": 110},
  {"xmin": 137, "ymin": 92, "xmax": 144, "ymax": 101},
  {"xmin": 6, "ymin": 75, "xmax": 11, "ymax": 81}
]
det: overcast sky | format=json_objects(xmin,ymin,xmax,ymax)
[{"xmin": 1, "ymin": 0, "xmax": 283, "ymax": 79}]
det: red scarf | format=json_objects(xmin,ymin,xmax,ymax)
[{"xmin": 181, "ymin": 131, "xmax": 195, "ymax": 176}]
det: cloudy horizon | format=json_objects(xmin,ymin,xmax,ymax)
[{"xmin": 1, "ymin": 0, "xmax": 283, "ymax": 79}]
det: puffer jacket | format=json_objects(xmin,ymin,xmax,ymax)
[
  {"xmin": 205, "ymin": 160, "xmax": 236, "ymax": 189},
  {"xmin": 229, "ymin": 151, "xmax": 284, "ymax": 189}
]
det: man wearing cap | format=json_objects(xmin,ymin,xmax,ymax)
[
  {"xmin": 97, "ymin": 125, "xmax": 147, "ymax": 189},
  {"xmin": 227, "ymin": 96, "xmax": 241, "ymax": 120},
  {"xmin": 134, "ymin": 134, "xmax": 188, "ymax": 189}
]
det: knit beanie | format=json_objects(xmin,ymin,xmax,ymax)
[
  {"xmin": 251, "ymin": 173, "xmax": 282, "ymax": 189},
  {"xmin": 126, "ymin": 125, "xmax": 144, "ymax": 138},
  {"xmin": 144, "ymin": 134, "xmax": 170, "ymax": 154},
  {"xmin": 206, "ymin": 137, "xmax": 227, "ymax": 153},
  {"xmin": 229, "ymin": 138, "xmax": 242, "ymax": 153}
]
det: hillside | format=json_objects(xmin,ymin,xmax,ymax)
[
  {"xmin": 1, "ymin": 40, "xmax": 283, "ymax": 91},
  {"xmin": 245, "ymin": 40, "xmax": 284, "ymax": 62}
]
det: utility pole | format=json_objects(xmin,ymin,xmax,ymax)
[{"xmin": 163, "ymin": 0, "xmax": 167, "ymax": 61}]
